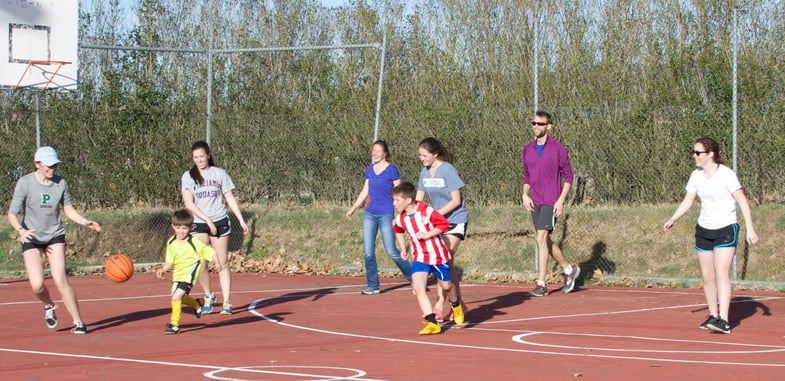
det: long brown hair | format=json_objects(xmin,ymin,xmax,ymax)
[
  {"xmin": 418, "ymin": 137, "xmax": 454, "ymax": 164},
  {"xmin": 189, "ymin": 141, "xmax": 216, "ymax": 185}
]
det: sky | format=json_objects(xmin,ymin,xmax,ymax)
[{"xmin": 320, "ymin": 0, "xmax": 352, "ymax": 7}]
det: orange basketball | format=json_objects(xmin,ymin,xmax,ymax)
[{"xmin": 105, "ymin": 254, "xmax": 134, "ymax": 283}]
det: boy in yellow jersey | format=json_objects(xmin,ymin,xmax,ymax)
[{"xmin": 155, "ymin": 209, "xmax": 218, "ymax": 334}]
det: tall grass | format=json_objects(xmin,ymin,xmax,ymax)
[{"xmin": 2, "ymin": 203, "xmax": 783, "ymax": 289}]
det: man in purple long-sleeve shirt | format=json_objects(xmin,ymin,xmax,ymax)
[{"xmin": 521, "ymin": 110, "xmax": 580, "ymax": 297}]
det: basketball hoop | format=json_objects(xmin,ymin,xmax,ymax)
[{"xmin": 13, "ymin": 60, "xmax": 72, "ymax": 91}]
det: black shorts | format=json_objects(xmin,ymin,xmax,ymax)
[
  {"xmin": 22, "ymin": 235, "xmax": 66, "ymax": 252},
  {"xmin": 191, "ymin": 217, "xmax": 231, "ymax": 237},
  {"xmin": 172, "ymin": 281, "xmax": 194, "ymax": 295},
  {"xmin": 531, "ymin": 205, "xmax": 556, "ymax": 231},
  {"xmin": 695, "ymin": 223, "xmax": 739, "ymax": 251}
]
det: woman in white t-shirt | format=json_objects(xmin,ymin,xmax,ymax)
[
  {"xmin": 664, "ymin": 137, "xmax": 759, "ymax": 334},
  {"xmin": 182, "ymin": 141, "xmax": 248, "ymax": 315}
]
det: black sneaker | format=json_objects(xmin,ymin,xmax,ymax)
[
  {"xmin": 530, "ymin": 285, "xmax": 548, "ymax": 297},
  {"xmin": 699, "ymin": 315, "xmax": 719, "ymax": 330},
  {"xmin": 163, "ymin": 323, "xmax": 180, "ymax": 335},
  {"xmin": 706, "ymin": 318, "xmax": 731, "ymax": 334},
  {"xmin": 71, "ymin": 322, "xmax": 87, "ymax": 335},
  {"xmin": 44, "ymin": 305, "xmax": 58, "ymax": 329},
  {"xmin": 194, "ymin": 298, "xmax": 204, "ymax": 319},
  {"xmin": 562, "ymin": 265, "xmax": 581, "ymax": 294}
]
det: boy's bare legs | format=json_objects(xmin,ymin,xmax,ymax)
[
  {"xmin": 439, "ymin": 276, "xmax": 464, "ymax": 324},
  {"xmin": 435, "ymin": 235, "xmax": 463, "ymax": 319},
  {"xmin": 412, "ymin": 272, "xmax": 433, "ymax": 316},
  {"xmin": 415, "ymin": 271, "xmax": 456, "ymax": 334}
]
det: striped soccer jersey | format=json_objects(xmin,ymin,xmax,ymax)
[{"xmin": 393, "ymin": 201, "xmax": 451, "ymax": 265}]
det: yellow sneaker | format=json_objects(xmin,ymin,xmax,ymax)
[
  {"xmin": 451, "ymin": 303, "xmax": 465, "ymax": 325},
  {"xmin": 418, "ymin": 321, "xmax": 441, "ymax": 335}
]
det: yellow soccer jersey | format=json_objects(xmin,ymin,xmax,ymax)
[{"xmin": 165, "ymin": 236, "xmax": 216, "ymax": 284}]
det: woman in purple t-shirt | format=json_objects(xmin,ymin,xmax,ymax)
[{"xmin": 346, "ymin": 141, "xmax": 412, "ymax": 294}]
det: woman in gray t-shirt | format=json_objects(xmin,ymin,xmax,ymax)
[
  {"xmin": 416, "ymin": 137, "xmax": 468, "ymax": 323},
  {"xmin": 7, "ymin": 146, "xmax": 101, "ymax": 335},
  {"xmin": 181, "ymin": 141, "xmax": 248, "ymax": 315}
]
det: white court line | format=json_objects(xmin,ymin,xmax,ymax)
[
  {"xmin": 247, "ymin": 287, "xmax": 785, "ymax": 368},
  {"xmin": 3, "ymin": 281, "xmax": 784, "ymax": 369},
  {"xmin": 0, "ymin": 282, "xmax": 408, "ymax": 307},
  {"xmin": 511, "ymin": 331, "xmax": 785, "ymax": 353},
  {"xmin": 0, "ymin": 348, "xmax": 388, "ymax": 381},
  {"xmin": 466, "ymin": 295, "xmax": 783, "ymax": 326},
  {"xmin": 204, "ymin": 366, "xmax": 386, "ymax": 381}
]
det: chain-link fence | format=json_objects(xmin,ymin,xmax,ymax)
[
  {"xmin": 2, "ymin": 0, "xmax": 784, "ymax": 285},
  {"xmin": 1, "ymin": 99, "xmax": 783, "ymax": 287}
]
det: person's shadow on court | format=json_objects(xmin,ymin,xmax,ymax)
[
  {"xmin": 183, "ymin": 287, "xmax": 338, "ymax": 333},
  {"xmin": 455, "ymin": 291, "xmax": 531, "ymax": 329},
  {"xmin": 87, "ymin": 307, "xmax": 176, "ymax": 333},
  {"xmin": 87, "ymin": 287, "xmax": 337, "ymax": 333},
  {"xmin": 728, "ymin": 296, "xmax": 772, "ymax": 330}
]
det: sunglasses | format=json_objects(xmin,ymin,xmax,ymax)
[
  {"xmin": 692, "ymin": 150, "xmax": 709, "ymax": 156},
  {"xmin": 531, "ymin": 121, "xmax": 549, "ymax": 126}
]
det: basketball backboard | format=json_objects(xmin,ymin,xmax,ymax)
[{"xmin": 0, "ymin": 0, "xmax": 78, "ymax": 91}]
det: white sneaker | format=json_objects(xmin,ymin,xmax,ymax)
[
  {"xmin": 562, "ymin": 265, "xmax": 581, "ymax": 294},
  {"xmin": 44, "ymin": 305, "xmax": 58, "ymax": 328}
]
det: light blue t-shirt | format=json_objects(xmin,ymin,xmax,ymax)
[{"xmin": 417, "ymin": 162, "xmax": 468, "ymax": 224}]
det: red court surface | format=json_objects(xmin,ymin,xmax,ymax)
[{"xmin": 2, "ymin": 273, "xmax": 784, "ymax": 380}]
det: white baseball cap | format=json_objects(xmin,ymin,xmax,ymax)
[{"xmin": 34, "ymin": 146, "xmax": 62, "ymax": 167}]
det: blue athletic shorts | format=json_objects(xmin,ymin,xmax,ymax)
[{"xmin": 411, "ymin": 261, "xmax": 451, "ymax": 281}]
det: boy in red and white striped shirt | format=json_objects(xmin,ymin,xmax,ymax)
[{"xmin": 393, "ymin": 181, "xmax": 464, "ymax": 335}]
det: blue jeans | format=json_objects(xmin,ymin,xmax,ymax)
[{"xmin": 363, "ymin": 211, "xmax": 412, "ymax": 289}]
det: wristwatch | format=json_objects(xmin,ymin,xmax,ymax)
[{"xmin": 16, "ymin": 226, "xmax": 25, "ymax": 232}]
